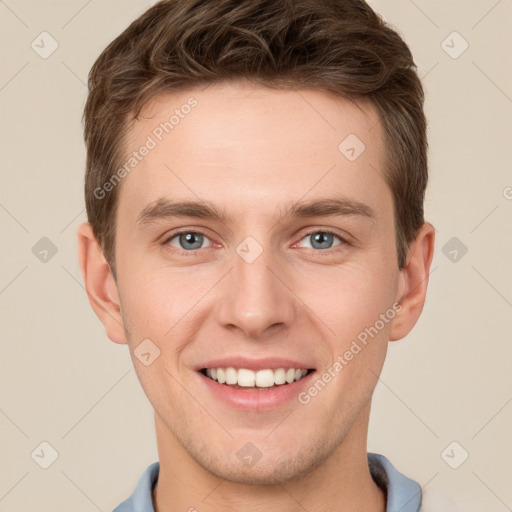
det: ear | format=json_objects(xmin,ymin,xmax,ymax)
[
  {"xmin": 77, "ymin": 222, "xmax": 127, "ymax": 344},
  {"xmin": 389, "ymin": 222, "xmax": 435, "ymax": 341}
]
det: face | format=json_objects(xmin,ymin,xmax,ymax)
[{"xmin": 111, "ymin": 81, "xmax": 403, "ymax": 484}]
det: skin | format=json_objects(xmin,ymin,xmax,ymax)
[{"xmin": 78, "ymin": 80, "xmax": 435, "ymax": 512}]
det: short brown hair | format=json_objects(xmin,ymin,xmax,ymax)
[{"xmin": 83, "ymin": 0, "xmax": 427, "ymax": 274}]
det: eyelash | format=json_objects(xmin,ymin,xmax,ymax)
[{"xmin": 162, "ymin": 229, "xmax": 349, "ymax": 256}]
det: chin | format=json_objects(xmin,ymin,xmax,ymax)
[{"xmin": 190, "ymin": 440, "xmax": 332, "ymax": 486}]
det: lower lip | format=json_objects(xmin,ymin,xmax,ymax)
[{"xmin": 197, "ymin": 370, "xmax": 316, "ymax": 411}]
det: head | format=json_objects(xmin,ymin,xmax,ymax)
[{"xmin": 78, "ymin": 0, "xmax": 434, "ymax": 485}]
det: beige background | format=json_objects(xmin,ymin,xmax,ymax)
[{"xmin": 1, "ymin": 0, "xmax": 511, "ymax": 510}]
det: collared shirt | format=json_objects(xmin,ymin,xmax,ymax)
[{"xmin": 113, "ymin": 452, "xmax": 424, "ymax": 511}]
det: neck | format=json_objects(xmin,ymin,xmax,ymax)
[{"xmin": 152, "ymin": 404, "xmax": 385, "ymax": 512}]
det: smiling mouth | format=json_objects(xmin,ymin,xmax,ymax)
[{"xmin": 200, "ymin": 367, "xmax": 315, "ymax": 390}]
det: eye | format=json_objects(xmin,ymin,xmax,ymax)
[
  {"xmin": 164, "ymin": 230, "xmax": 212, "ymax": 251},
  {"xmin": 295, "ymin": 230, "xmax": 346, "ymax": 251},
  {"xmin": 163, "ymin": 228, "xmax": 348, "ymax": 255}
]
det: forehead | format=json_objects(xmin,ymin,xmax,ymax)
[{"xmin": 117, "ymin": 81, "xmax": 390, "ymax": 222}]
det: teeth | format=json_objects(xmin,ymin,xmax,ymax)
[
  {"xmin": 225, "ymin": 367, "xmax": 237, "ymax": 385},
  {"xmin": 274, "ymin": 368, "xmax": 286, "ymax": 385},
  {"xmin": 256, "ymin": 369, "xmax": 274, "ymax": 387},
  {"xmin": 238, "ymin": 368, "xmax": 255, "ymax": 387},
  {"xmin": 203, "ymin": 367, "xmax": 310, "ymax": 388}
]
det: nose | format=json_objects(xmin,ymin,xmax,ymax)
[{"xmin": 215, "ymin": 241, "xmax": 297, "ymax": 339}]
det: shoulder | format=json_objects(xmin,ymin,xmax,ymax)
[
  {"xmin": 368, "ymin": 453, "xmax": 461, "ymax": 512},
  {"xmin": 112, "ymin": 461, "xmax": 159, "ymax": 512},
  {"xmin": 368, "ymin": 453, "xmax": 421, "ymax": 512}
]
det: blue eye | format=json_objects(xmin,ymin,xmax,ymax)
[
  {"xmin": 297, "ymin": 230, "xmax": 344, "ymax": 250},
  {"xmin": 163, "ymin": 229, "xmax": 347, "ymax": 256},
  {"xmin": 166, "ymin": 231, "xmax": 212, "ymax": 251}
]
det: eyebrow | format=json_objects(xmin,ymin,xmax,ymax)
[{"xmin": 136, "ymin": 196, "xmax": 376, "ymax": 227}]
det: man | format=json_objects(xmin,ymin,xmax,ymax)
[{"xmin": 77, "ymin": 1, "xmax": 440, "ymax": 510}]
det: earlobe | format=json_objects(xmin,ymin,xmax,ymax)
[
  {"xmin": 389, "ymin": 222, "xmax": 435, "ymax": 342},
  {"xmin": 77, "ymin": 222, "xmax": 128, "ymax": 345}
]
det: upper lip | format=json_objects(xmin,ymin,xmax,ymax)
[{"xmin": 195, "ymin": 356, "xmax": 315, "ymax": 372}]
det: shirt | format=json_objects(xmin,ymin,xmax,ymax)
[{"xmin": 113, "ymin": 452, "xmax": 425, "ymax": 512}]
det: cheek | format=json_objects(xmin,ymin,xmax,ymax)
[
  {"xmin": 117, "ymin": 264, "xmax": 217, "ymax": 377},
  {"xmin": 117, "ymin": 262, "xmax": 194, "ymax": 336},
  {"xmin": 308, "ymin": 269, "xmax": 394, "ymax": 403},
  {"xmin": 298, "ymin": 259, "xmax": 398, "ymax": 337}
]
